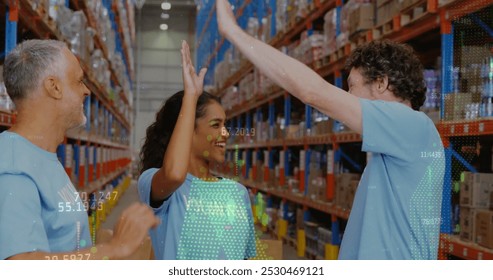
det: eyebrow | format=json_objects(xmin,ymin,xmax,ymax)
[{"xmin": 209, "ymin": 118, "xmax": 224, "ymax": 124}]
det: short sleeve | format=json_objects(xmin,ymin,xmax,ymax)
[
  {"xmin": 137, "ymin": 168, "xmax": 172, "ymax": 214},
  {"xmin": 242, "ymin": 188, "xmax": 257, "ymax": 259},
  {"xmin": 360, "ymin": 99, "xmax": 431, "ymax": 161},
  {"xmin": 0, "ymin": 174, "xmax": 50, "ymax": 259}
]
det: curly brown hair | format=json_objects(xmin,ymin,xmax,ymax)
[{"xmin": 345, "ymin": 40, "xmax": 426, "ymax": 110}]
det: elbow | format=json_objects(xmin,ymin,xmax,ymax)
[
  {"xmin": 301, "ymin": 87, "xmax": 318, "ymax": 108},
  {"xmin": 288, "ymin": 82, "xmax": 312, "ymax": 106},
  {"xmin": 166, "ymin": 171, "xmax": 187, "ymax": 186},
  {"xmin": 158, "ymin": 167, "xmax": 187, "ymax": 187}
]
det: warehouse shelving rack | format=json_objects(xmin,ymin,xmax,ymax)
[
  {"xmin": 1, "ymin": 0, "xmax": 136, "ymax": 238},
  {"xmin": 197, "ymin": 0, "xmax": 493, "ymax": 260}
]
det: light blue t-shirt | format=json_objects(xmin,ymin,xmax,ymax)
[
  {"xmin": 0, "ymin": 131, "xmax": 92, "ymax": 260},
  {"xmin": 338, "ymin": 100, "xmax": 445, "ymax": 260},
  {"xmin": 138, "ymin": 169, "xmax": 257, "ymax": 260}
]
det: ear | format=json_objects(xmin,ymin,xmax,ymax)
[
  {"xmin": 43, "ymin": 76, "xmax": 63, "ymax": 100},
  {"xmin": 376, "ymin": 76, "xmax": 389, "ymax": 94}
]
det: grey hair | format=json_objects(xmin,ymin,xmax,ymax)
[{"xmin": 3, "ymin": 39, "xmax": 67, "ymax": 103}]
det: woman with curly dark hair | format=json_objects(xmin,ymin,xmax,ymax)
[
  {"xmin": 138, "ymin": 41, "xmax": 256, "ymax": 260},
  {"xmin": 216, "ymin": 0, "xmax": 444, "ymax": 260}
]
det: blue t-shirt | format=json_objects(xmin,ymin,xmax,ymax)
[
  {"xmin": 138, "ymin": 169, "xmax": 257, "ymax": 260},
  {"xmin": 338, "ymin": 100, "xmax": 445, "ymax": 260},
  {"xmin": 0, "ymin": 131, "xmax": 92, "ymax": 260}
]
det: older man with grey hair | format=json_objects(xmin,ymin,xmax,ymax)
[{"xmin": 0, "ymin": 39, "xmax": 160, "ymax": 260}]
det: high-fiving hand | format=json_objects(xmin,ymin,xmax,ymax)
[
  {"xmin": 181, "ymin": 40, "xmax": 207, "ymax": 97},
  {"xmin": 216, "ymin": 0, "xmax": 239, "ymax": 39}
]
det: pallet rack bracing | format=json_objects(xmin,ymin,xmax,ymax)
[
  {"xmin": 1, "ymin": 0, "xmax": 137, "ymax": 239},
  {"xmin": 197, "ymin": 0, "xmax": 493, "ymax": 260}
]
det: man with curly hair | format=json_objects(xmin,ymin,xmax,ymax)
[{"xmin": 216, "ymin": 0, "xmax": 444, "ymax": 259}]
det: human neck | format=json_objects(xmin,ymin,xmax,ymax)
[
  {"xmin": 188, "ymin": 157, "xmax": 215, "ymax": 180},
  {"xmin": 10, "ymin": 109, "xmax": 66, "ymax": 153}
]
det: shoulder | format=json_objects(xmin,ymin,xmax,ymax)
[
  {"xmin": 0, "ymin": 173, "xmax": 39, "ymax": 200},
  {"xmin": 361, "ymin": 100, "xmax": 433, "ymax": 129},
  {"xmin": 138, "ymin": 168, "xmax": 160, "ymax": 186},
  {"xmin": 0, "ymin": 132, "xmax": 16, "ymax": 170}
]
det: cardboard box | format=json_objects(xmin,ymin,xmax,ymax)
[
  {"xmin": 308, "ymin": 176, "xmax": 324, "ymax": 201},
  {"xmin": 347, "ymin": 180, "xmax": 360, "ymax": 209},
  {"xmin": 461, "ymin": 46, "xmax": 491, "ymax": 66},
  {"xmin": 443, "ymin": 92, "xmax": 481, "ymax": 120},
  {"xmin": 335, "ymin": 173, "xmax": 360, "ymax": 209},
  {"xmin": 348, "ymin": 4, "xmax": 375, "ymax": 36},
  {"xmin": 376, "ymin": 0, "xmax": 400, "ymax": 26},
  {"xmin": 475, "ymin": 210, "xmax": 493, "ymax": 249},
  {"xmin": 460, "ymin": 172, "xmax": 493, "ymax": 208},
  {"xmin": 400, "ymin": 0, "xmax": 422, "ymax": 10},
  {"xmin": 376, "ymin": 0, "xmax": 392, "ymax": 7},
  {"xmin": 460, "ymin": 207, "xmax": 476, "ymax": 242},
  {"xmin": 316, "ymin": 178, "xmax": 327, "ymax": 201}
]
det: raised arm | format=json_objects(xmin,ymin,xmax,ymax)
[
  {"xmin": 216, "ymin": 0, "xmax": 362, "ymax": 133},
  {"xmin": 150, "ymin": 41, "xmax": 207, "ymax": 201}
]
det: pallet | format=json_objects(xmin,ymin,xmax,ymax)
[
  {"xmin": 373, "ymin": 15, "xmax": 399, "ymax": 40},
  {"xmin": 400, "ymin": 0, "xmax": 435, "ymax": 27},
  {"xmin": 282, "ymin": 236, "xmax": 298, "ymax": 251},
  {"xmin": 349, "ymin": 29, "xmax": 373, "ymax": 46}
]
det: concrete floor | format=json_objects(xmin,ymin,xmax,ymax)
[{"xmin": 102, "ymin": 181, "xmax": 306, "ymax": 260}]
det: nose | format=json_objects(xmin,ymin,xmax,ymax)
[
  {"xmin": 83, "ymin": 81, "xmax": 90, "ymax": 97},
  {"xmin": 222, "ymin": 126, "xmax": 230, "ymax": 139}
]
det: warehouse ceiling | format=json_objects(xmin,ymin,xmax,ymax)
[
  {"xmin": 134, "ymin": 0, "xmax": 197, "ymax": 113},
  {"xmin": 142, "ymin": 0, "xmax": 197, "ymax": 8}
]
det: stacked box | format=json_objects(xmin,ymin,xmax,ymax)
[
  {"xmin": 376, "ymin": 0, "xmax": 400, "ymax": 26},
  {"xmin": 475, "ymin": 210, "xmax": 493, "ymax": 249},
  {"xmin": 443, "ymin": 93, "xmax": 481, "ymax": 121},
  {"xmin": 348, "ymin": 3, "xmax": 375, "ymax": 36},
  {"xmin": 295, "ymin": 32, "xmax": 325, "ymax": 65},
  {"xmin": 400, "ymin": 0, "xmax": 422, "ymax": 10},
  {"xmin": 347, "ymin": 179, "xmax": 360, "ymax": 209},
  {"xmin": 322, "ymin": 9, "xmax": 337, "ymax": 57},
  {"xmin": 460, "ymin": 207, "xmax": 476, "ymax": 242},
  {"xmin": 313, "ymin": 120, "xmax": 333, "ymax": 135},
  {"xmin": 335, "ymin": 173, "xmax": 361, "ymax": 209},
  {"xmin": 460, "ymin": 172, "xmax": 493, "ymax": 209},
  {"xmin": 460, "ymin": 172, "xmax": 493, "ymax": 244}
]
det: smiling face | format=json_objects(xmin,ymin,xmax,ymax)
[
  {"xmin": 192, "ymin": 101, "xmax": 230, "ymax": 165},
  {"xmin": 347, "ymin": 67, "xmax": 380, "ymax": 100},
  {"xmin": 58, "ymin": 48, "xmax": 90, "ymax": 129}
]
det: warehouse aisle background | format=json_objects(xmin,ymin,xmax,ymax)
[{"xmin": 102, "ymin": 181, "xmax": 306, "ymax": 260}]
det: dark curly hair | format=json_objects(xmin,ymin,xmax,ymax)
[
  {"xmin": 140, "ymin": 91, "xmax": 221, "ymax": 174},
  {"xmin": 345, "ymin": 40, "xmax": 426, "ymax": 110}
]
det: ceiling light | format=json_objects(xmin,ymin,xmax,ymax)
[
  {"xmin": 161, "ymin": 13, "xmax": 170, "ymax": 19},
  {"xmin": 161, "ymin": 2, "xmax": 171, "ymax": 10},
  {"xmin": 160, "ymin": 23, "xmax": 169, "ymax": 31}
]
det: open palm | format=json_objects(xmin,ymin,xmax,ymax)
[
  {"xmin": 181, "ymin": 41, "xmax": 207, "ymax": 97},
  {"xmin": 216, "ymin": 0, "xmax": 238, "ymax": 38}
]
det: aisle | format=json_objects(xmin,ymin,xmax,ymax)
[
  {"xmin": 102, "ymin": 180, "xmax": 306, "ymax": 260},
  {"xmin": 101, "ymin": 180, "xmax": 141, "ymax": 230}
]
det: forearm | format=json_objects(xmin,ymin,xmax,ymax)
[
  {"xmin": 226, "ymin": 27, "xmax": 362, "ymax": 133},
  {"xmin": 227, "ymin": 27, "xmax": 337, "ymax": 105},
  {"xmin": 152, "ymin": 95, "xmax": 197, "ymax": 198}
]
